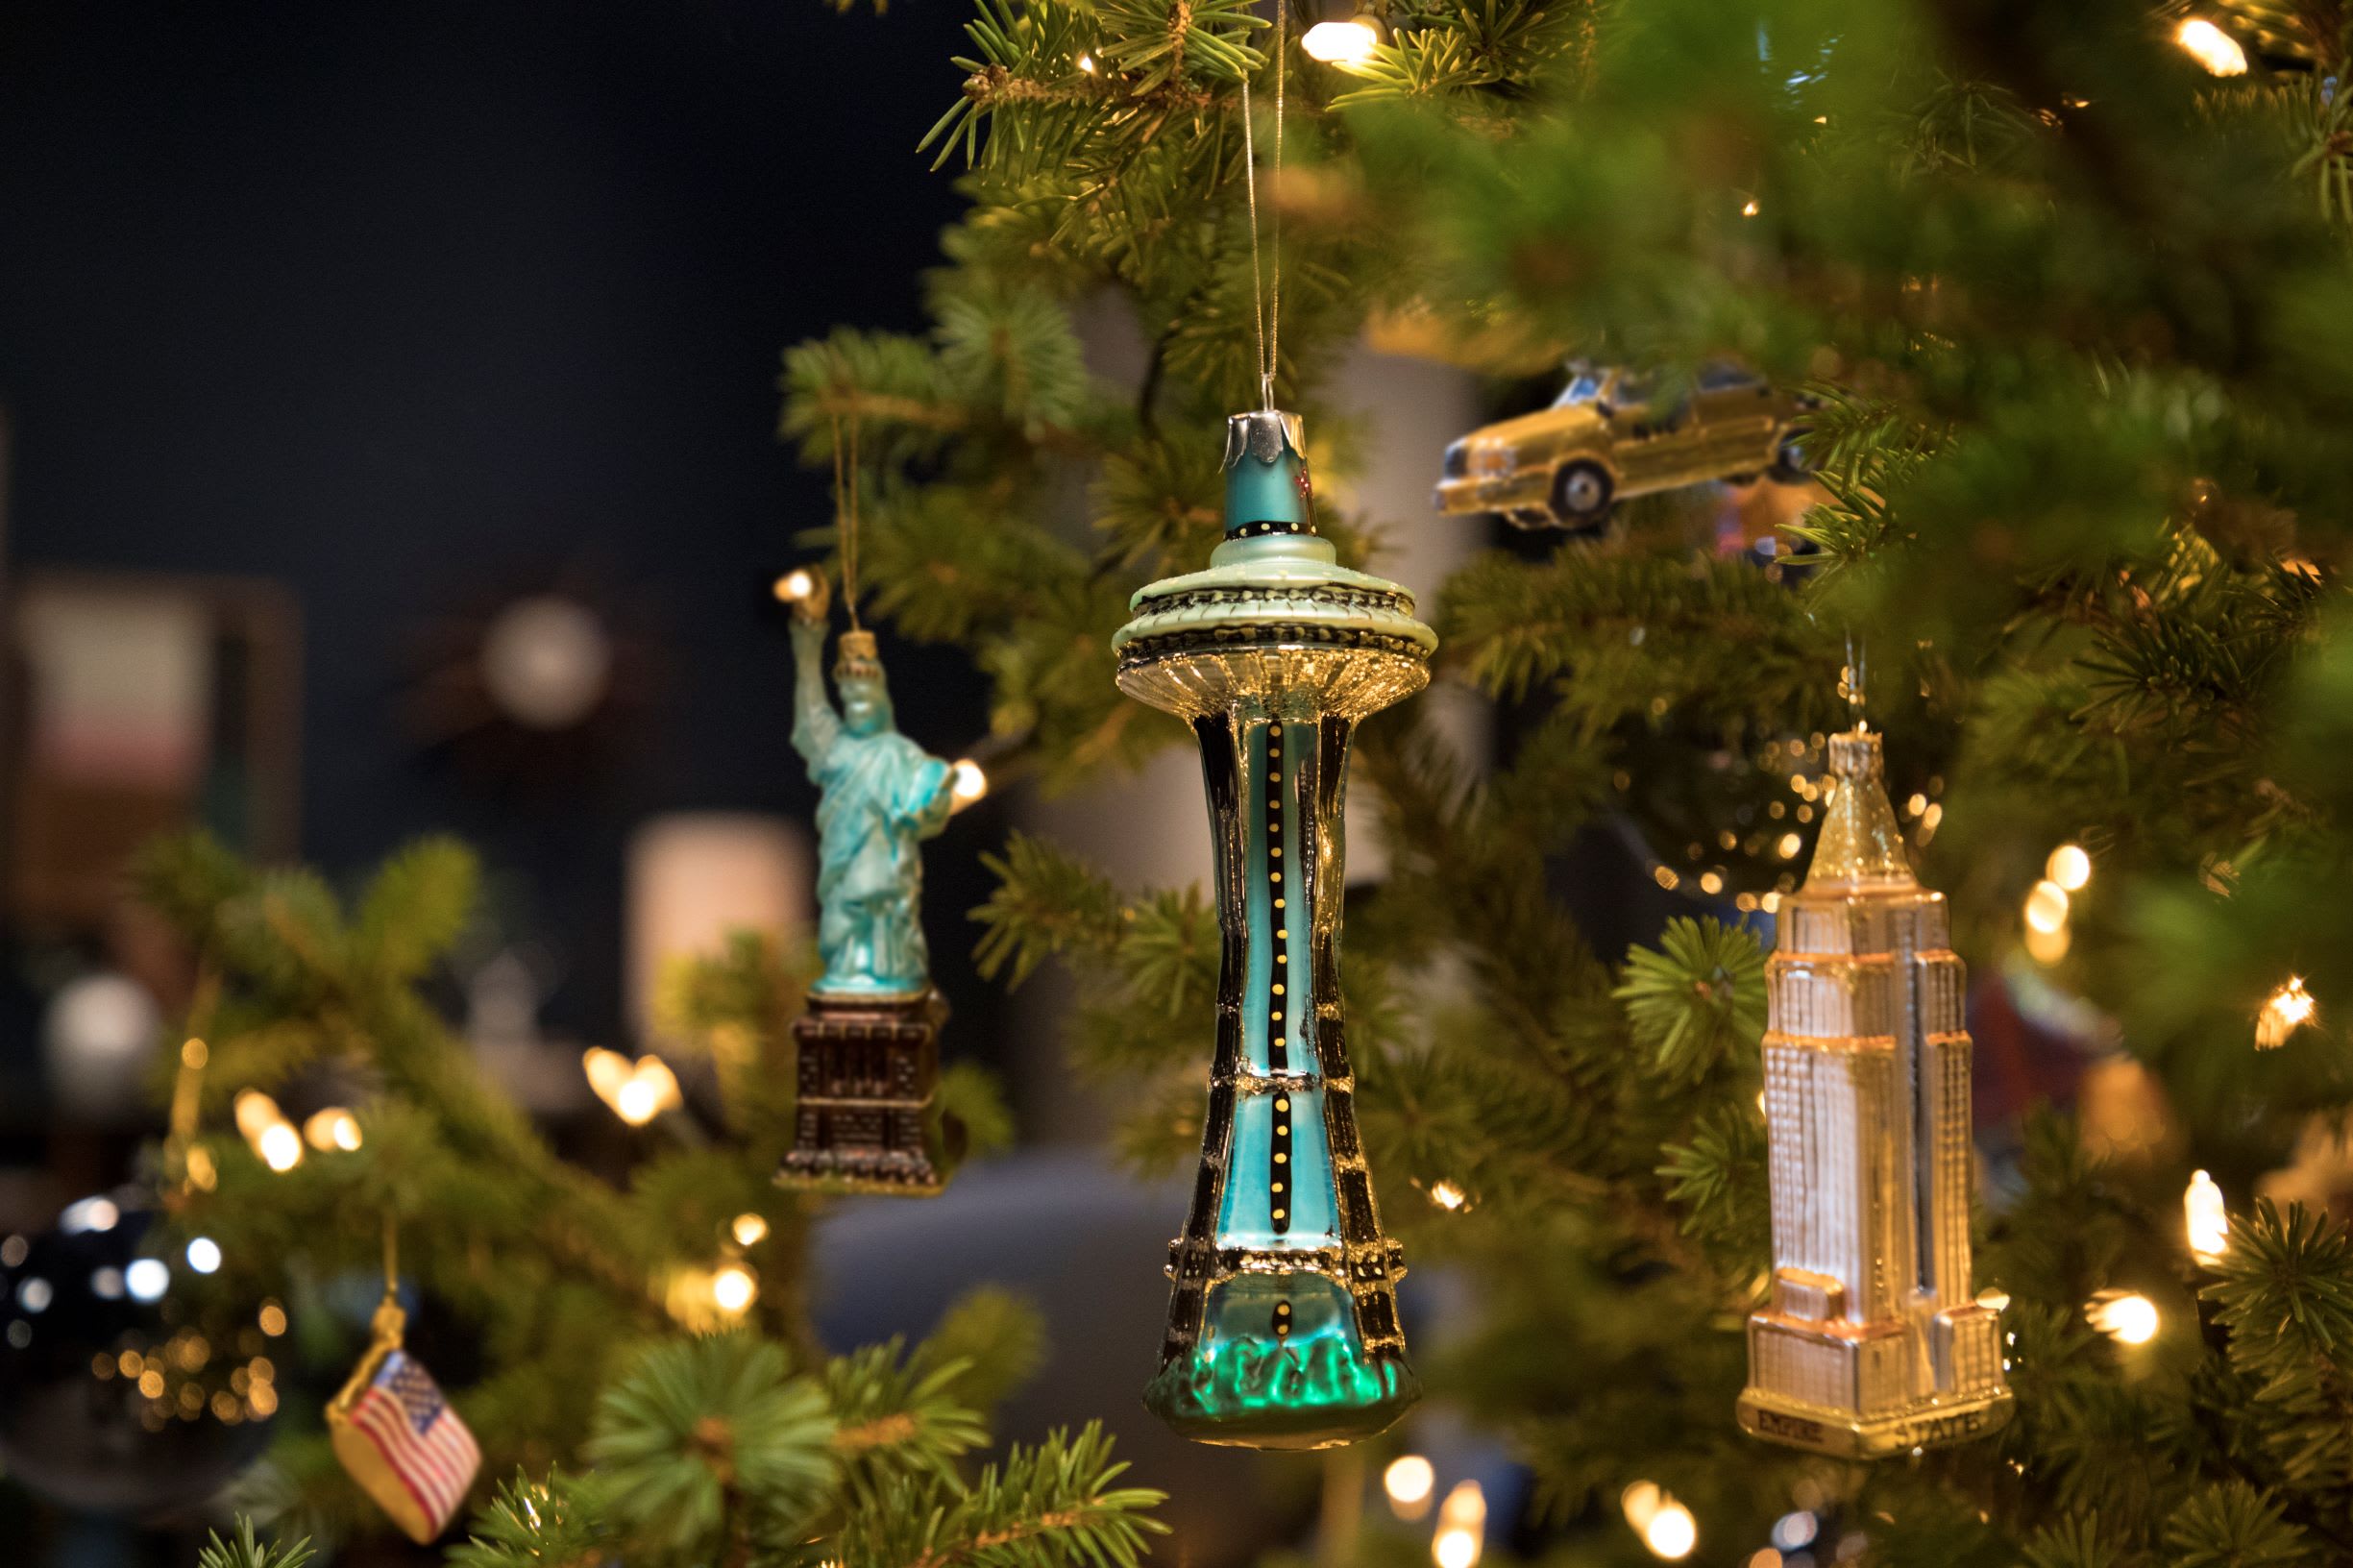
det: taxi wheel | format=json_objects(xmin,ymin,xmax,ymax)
[
  {"xmin": 1768, "ymin": 429, "xmax": 1813, "ymax": 483},
  {"xmin": 1549, "ymin": 462, "xmax": 1613, "ymax": 526}
]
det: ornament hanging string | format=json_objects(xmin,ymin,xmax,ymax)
[
  {"xmin": 1238, "ymin": 0, "xmax": 1287, "ymax": 411},
  {"xmin": 827, "ymin": 388, "xmax": 865, "ymax": 632},
  {"xmin": 1841, "ymin": 632, "xmax": 1869, "ymax": 731}
]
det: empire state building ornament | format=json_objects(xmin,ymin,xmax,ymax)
[
  {"xmin": 1113, "ymin": 409, "xmax": 1434, "ymax": 1449},
  {"xmin": 1737, "ymin": 726, "xmax": 2014, "ymax": 1457}
]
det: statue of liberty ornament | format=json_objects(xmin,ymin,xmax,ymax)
[
  {"xmin": 1737, "ymin": 724, "xmax": 2013, "ymax": 1456},
  {"xmin": 778, "ymin": 568, "xmax": 954, "ymax": 1192},
  {"xmin": 1112, "ymin": 407, "xmax": 1435, "ymax": 1448}
]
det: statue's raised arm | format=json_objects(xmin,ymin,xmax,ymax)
[{"xmin": 789, "ymin": 608, "xmax": 842, "ymax": 769}]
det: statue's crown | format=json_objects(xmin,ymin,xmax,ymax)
[{"xmin": 834, "ymin": 628, "xmax": 885, "ymax": 682}]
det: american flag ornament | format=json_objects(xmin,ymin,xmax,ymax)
[{"xmin": 329, "ymin": 1295, "xmax": 480, "ymax": 1543}]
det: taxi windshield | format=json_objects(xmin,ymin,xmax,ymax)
[{"xmin": 1551, "ymin": 373, "xmax": 1605, "ymax": 409}]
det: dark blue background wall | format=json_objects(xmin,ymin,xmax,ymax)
[{"xmin": 0, "ymin": 0, "xmax": 1002, "ymax": 1049}]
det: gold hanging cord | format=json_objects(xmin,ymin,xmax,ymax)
[
  {"xmin": 827, "ymin": 391, "xmax": 865, "ymax": 632},
  {"xmin": 1238, "ymin": 0, "xmax": 1287, "ymax": 410}
]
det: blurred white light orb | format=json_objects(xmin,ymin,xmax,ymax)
[{"xmin": 479, "ymin": 596, "xmax": 613, "ymax": 730}]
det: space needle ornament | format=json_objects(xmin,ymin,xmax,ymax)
[{"xmin": 1113, "ymin": 405, "xmax": 1434, "ymax": 1447}]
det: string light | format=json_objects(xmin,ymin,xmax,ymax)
[
  {"xmin": 1741, "ymin": 197, "xmax": 1761, "ymax": 218},
  {"xmin": 1622, "ymin": 1482, "xmax": 1696, "ymax": 1560},
  {"xmin": 2174, "ymin": 17, "xmax": 2248, "ymax": 76},
  {"xmin": 2185, "ymin": 1169, "xmax": 2229, "ymax": 1264},
  {"xmin": 1431, "ymin": 1481, "xmax": 1484, "ymax": 1568},
  {"xmin": 257, "ymin": 1123, "xmax": 304, "ymax": 1173},
  {"xmin": 1076, "ymin": 51, "xmax": 1098, "ymax": 73},
  {"xmin": 772, "ymin": 569, "xmax": 817, "ymax": 604},
  {"xmin": 2086, "ymin": 1288, "xmax": 2160, "ymax": 1345},
  {"xmin": 1384, "ymin": 1455, "xmax": 1436, "ymax": 1519},
  {"xmin": 1302, "ymin": 18, "xmax": 1380, "ymax": 65},
  {"xmin": 712, "ymin": 1264, "xmax": 758, "ymax": 1316},
  {"xmin": 303, "ymin": 1107, "xmax": 362, "ymax": 1152},
  {"xmin": 583, "ymin": 1047, "xmax": 683, "ymax": 1125},
  {"xmin": 2024, "ymin": 921, "xmax": 2071, "ymax": 965},
  {"xmin": 2256, "ymin": 976, "xmax": 2316, "ymax": 1049},
  {"xmin": 233, "ymin": 1091, "xmax": 305, "ymax": 1171},
  {"xmin": 1428, "ymin": 1181, "xmax": 1469, "ymax": 1212},
  {"xmin": 732, "ymin": 1213, "xmax": 770, "ymax": 1247},
  {"xmin": 2047, "ymin": 843, "xmax": 2092, "ymax": 892},
  {"xmin": 1643, "ymin": 1502, "xmax": 1698, "ymax": 1560},
  {"xmin": 2023, "ymin": 880, "xmax": 2070, "ymax": 934}
]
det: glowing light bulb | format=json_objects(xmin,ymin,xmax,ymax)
[
  {"xmin": 1384, "ymin": 1455, "xmax": 1436, "ymax": 1518},
  {"xmin": 2024, "ymin": 879, "xmax": 2071, "ymax": 934},
  {"xmin": 950, "ymin": 759, "xmax": 989, "ymax": 810},
  {"xmin": 586, "ymin": 1048, "xmax": 681, "ymax": 1125},
  {"xmin": 2186, "ymin": 1169, "xmax": 2229, "ymax": 1264},
  {"xmin": 2175, "ymin": 17, "xmax": 2247, "ymax": 76},
  {"xmin": 1429, "ymin": 1480, "xmax": 1484, "ymax": 1568},
  {"xmin": 1643, "ymin": 1501, "xmax": 1698, "ymax": 1560},
  {"xmin": 1077, "ymin": 51, "xmax": 1098, "ymax": 73},
  {"xmin": 2256, "ymin": 976, "xmax": 2316, "ymax": 1048},
  {"xmin": 2024, "ymin": 921, "xmax": 2071, "ymax": 965},
  {"xmin": 1302, "ymin": 18, "xmax": 1380, "ymax": 65},
  {"xmin": 2086, "ymin": 1289, "xmax": 2160, "ymax": 1345},
  {"xmin": 1621, "ymin": 1481, "xmax": 1662, "ymax": 1529},
  {"xmin": 233, "ymin": 1090, "xmax": 284, "ymax": 1143},
  {"xmin": 257, "ymin": 1122, "xmax": 304, "ymax": 1173},
  {"xmin": 713, "ymin": 1264, "xmax": 757, "ymax": 1315},
  {"xmin": 2047, "ymin": 843, "xmax": 2092, "ymax": 892},
  {"xmin": 773, "ymin": 569, "xmax": 816, "ymax": 603},
  {"xmin": 1741, "ymin": 198, "xmax": 1760, "ymax": 218},
  {"xmin": 185, "ymin": 1237, "xmax": 223, "ymax": 1274},
  {"xmin": 733, "ymin": 1213, "xmax": 770, "ymax": 1247},
  {"xmin": 1428, "ymin": 1181, "xmax": 1468, "ymax": 1212},
  {"xmin": 304, "ymin": 1108, "xmax": 362, "ymax": 1152}
]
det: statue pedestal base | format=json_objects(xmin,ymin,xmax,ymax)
[{"xmin": 780, "ymin": 989, "xmax": 945, "ymax": 1195}]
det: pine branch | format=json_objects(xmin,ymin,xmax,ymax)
[
  {"xmin": 1614, "ymin": 916, "xmax": 1767, "ymax": 1083},
  {"xmin": 448, "ymin": 1471, "xmax": 610, "ymax": 1568},
  {"xmin": 834, "ymin": 1423, "xmax": 1167, "ymax": 1568},
  {"xmin": 196, "ymin": 1521, "xmax": 315, "ymax": 1568},
  {"xmin": 584, "ymin": 1335, "xmax": 838, "ymax": 1565}
]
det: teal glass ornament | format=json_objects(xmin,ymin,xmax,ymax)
[
  {"xmin": 1113, "ymin": 409, "xmax": 1434, "ymax": 1449},
  {"xmin": 789, "ymin": 618, "xmax": 956, "ymax": 1000}
]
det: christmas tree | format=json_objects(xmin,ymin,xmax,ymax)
[{"xmin": 169, "ymin": 0, "xmax": 2353, "ymax": 1561}]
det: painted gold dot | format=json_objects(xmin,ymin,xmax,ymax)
[
  {"xmin": 1274, "ymin": 1152, "xmax": 1288, "ymax": 1164},
  {"xmin": 1273, "ymin": 984, "xmax": 1285, "ymax": 994},
  {"xmin": 1277, "ymin": 953, "xmax": 1287, "ymax": 964},
  {"xmin": 1275, "ymin": 1302, "xmax": 1291, "ymax": 1314},
  {"xmin": 1276, "ymin": 1124, "xmax": 1288, "ymax": 1135},
  {"xmin": 1272, "ymin": 1181, "xmax": 1285, "ymax": 1192},
  {"xmin": 1272, "ymin": 1209, "xmax": 1287, "ymax": 1220},
  {"xmin": 1275, "ymin": 897, "xmax": 1286, "ymax": 908},
  {"xmin": 1271, "ymin": 846, "xmax": 1283, "ymax": 857},
  {"xmin": 1275, "ymin": 1098, "xmax": 1289, "ymax": 1111},
  {"xmin": 1277, "ymin": 929, "xmax": 1288, "ymax": 939}
]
